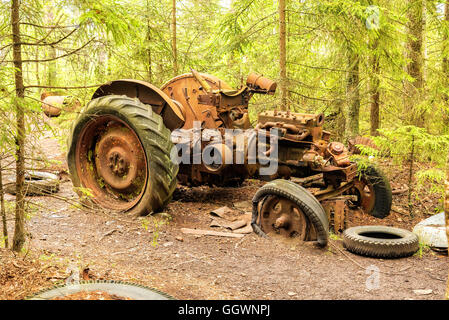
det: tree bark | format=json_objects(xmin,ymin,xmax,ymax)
[
  {"xmin": 370, "ymin": 40, "xmax": 380, "ymax": 136},
  {"xmin": 147, "ymin": 26, "xmax": 152, "ymax": 82},
  {"xmin": 444, "ymin": 1, "xmax": 449, "ymax": 87},
  {"xmin": 345, "ymin": 50, "xmax": 360, "ymax": 141},
  {"xmin": 442, "ymin": 1, "xmax": 449, "ymax": 128},
  {"xmin": 172, "ymin": 0, "xmax": 178, "ymax": 76},
  {"xmin": 0, "ymin": 159, "xmax": 8, "ymax": 248},
  {"xmin": 48, "ymin": 45, "xmax": 56, "ymax": 86},
  {"xmin": 11, "ymin": 0, "xmax": 26, "ymax": 252},
  {"xmin": 404, "ymin": 0, "xmax": 424, "ymax": 127},
  {"xmin": 45, "ymin": 6, "xmax": 56, "ymax": 87},
  {"xmin": 445, "ymin": 163, "xmax": 449, "ymax": 299},
  {"xmin": 146, "ymin": 0, "xmax": 152, "ymax": 82},
  {"xmin": 279, "ymin": 0, "xmax": 287, "ymax": 110}
]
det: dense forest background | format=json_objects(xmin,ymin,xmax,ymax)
[
  {"xmin": 3, "ymin": 0, "xmax": 449, "ymax": 136},
  {"xmin": 2, "ymin": 0, "xmax": 449, "ymax": 252}
]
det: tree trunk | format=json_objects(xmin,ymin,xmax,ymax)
[
  {"xmin": 442, "ymin": 1, "xmax": 449, "ymax": 128},
  {"xmin": 446, "ymin": 208, "xmax": 449, "ymax": 299},
  {"xmin": 48, "ymin": 45, "xmax": 56, "ymax": 86},
  {"xmin": 11, "ymin": 0, "xmax": 26, "ymax": 252},
  {"xmin": 45, "ymin": 6, "xmax": 56, "ymax": 87},
  {"xmin": 146, "ymin": 0, "xmax": 153, "ymax": 82},
  {"xmin": 172, "ymin": 0, "xmax": 178, "ymax": 76},
  {"xmin": 147, "ymin": 26, "xmax": 152, "ymax": 82},
  {"xmin": 279, "ymin": 0, "xmax": 287, "ymax": 110},
  {"xmin": 445, "ymin": 163, "xmax": 449, "ymax": 299},
  {"xmin": 404, "ymin": 0, "xmax": 424, "ymax": 127},
  {"xmin": 444, "ymin": 1, "xmax": 449, "ymax": 88},
  {"xmin": 370, "ymin": 40, "xmax": 380, "ymax": 136},
  {"xmin": 0, "ymin": 158, "xmax": 8, "ymax": 248},
  {"xmin": 345, "ymin": 50, "xmax": 360, "ymax": 141}
]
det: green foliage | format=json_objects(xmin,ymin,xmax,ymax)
[
  {"xmin": 328, "ymin": 231, "xmax": 342, "ymax": 241},
  {"xmin": 74, "ymin": 186, "xmax": 94, "ymax": 199},
  {"xmin": 77, "ymin": 0, "xmax": 140, "ymax": 45},
  {"xmin": 415, "ymin": 168, "xmax": 446, "ymax": 200},
  {"xmin": 372, "ymin": 126, "xmax": 449, "ymax": 166},
  {"xmin": 1, "ymin": 1, "xmax": 449, "ymax": 254},
  {"xmin": 356, "ymin": 144, "xmax": 380, "ymax": 157}
]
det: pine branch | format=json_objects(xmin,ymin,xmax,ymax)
[
  {"xmin": 20, "ymin": 22, "xmax": 80, "ymax": 29},
  {"xmin": 24, "ymin": 83, "xmax": 101, "ymax": 90},
  {"xmin": 5, "ymin": 39, "xmax": 94, "ymax": 63}
]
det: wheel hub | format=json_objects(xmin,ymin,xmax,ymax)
[
  {"xmin": 75, "ymin": 116, "xmax": 148, "ymax": 211},
  {"xmin": 258, "ymin": 195, "xmax": 316, "ymax": 240},
  {"xmin": 95, "ymin": 125, "xmax": 144, "ymax": 191},
  {"xmin": 350, "ymin": 179, "xmax": 375, "ymax": 213}
]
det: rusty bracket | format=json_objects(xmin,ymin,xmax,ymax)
[{"xmin": 321, "ymin": 197, "xmax": 350, "ymax": 234}]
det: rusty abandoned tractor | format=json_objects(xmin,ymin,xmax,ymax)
[{"xmin": 67, "ymin": 70, "xmax": 392, "ymax": 246}]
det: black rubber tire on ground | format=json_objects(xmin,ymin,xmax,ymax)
[
  {"xmin": 67, "ymin": 95, "xmax": 178, "ymax": 216},
  {"xmin": 356, "ymin": 162, "xmax": 392, "ymax": 219},
  {"xmin": 27, "ymin": 280, "xmax": 174, "ymax": 300},
  {"xmin": 252, "ymin": 179, "xmax": 329, "ymax": 246},
  {"xmin": 3, "ymin": 171, "xmax": 60, "ymax": 196},
  {"xmin": 343, "ymin": 225, "xmax": 419, "ymax": 258}
]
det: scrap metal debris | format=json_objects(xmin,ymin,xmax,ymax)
[
  {"xmin": 413, "ymin": 212, "xmax": 448, "ymax": 252},
  {"xmin": 209, "ymin": 207, "xmax": 252, "ymax": 234},
  {"xmin": 210, "ymin": 206, "xmax": 238, "ymax": 220},
  {"xmin": 210, "ymin": 218, "xmax": 247, "ymax": 231}
]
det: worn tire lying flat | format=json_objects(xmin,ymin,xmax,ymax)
[
  {"xmin": 343, "ymin": 225, "xmax": 419, "ymax": 258},
  {"xmin": 252, "ymin": 179, "xmax": 329, "ymax": 246},
  {"xmin": 4, "ymin": 171, "xmax": 60, "ymax": 196},
  {"xmin": 67, "ymin": 95, "xmax": 178, "ymax": 216}
]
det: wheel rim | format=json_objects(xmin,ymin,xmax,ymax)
[
  {"xmin": 349, "ymin": 178, "xmax": 375, "ymax": 213},
  {"xmin": 258, "ymin": 195, "xmax": 316, "ymax": 240},
  {"xmin": 75, "ymin": 115, "xmax": 148, "ymax": 211}
]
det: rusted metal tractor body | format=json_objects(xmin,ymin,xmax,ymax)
[
  {"xmin": 93, "ymin": 72, "xmax": 354, "ymax": 189},
  {"xmin": 74, "ymin": 70, "xmax": 391, "ymax": 244}
]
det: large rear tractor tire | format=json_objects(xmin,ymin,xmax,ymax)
[{"xmin": 67, "ymin": 95, "xmax": 178, "ymax": 216}]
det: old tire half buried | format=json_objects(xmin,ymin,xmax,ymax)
[
  {"xmin": 3, "ymin": 171, "xmax": 60, "ymax": 196},
  {"xmin": 252, "ymin": 179, "xmax": 329, "ymax": 247},
  {"xmin": 27, "ymin": 280, "xmax": 173, "ymax": 300},
  {"xmin": 67, "ymin": 95, "xmax": 178, "ymax": 216},
  {"xmin": 350, "ymin": 162, "xmax": 392, "ymax": 219},
  {"xmin": 343, "ymin": 225, "xmax": 419, "ymax": 258}
]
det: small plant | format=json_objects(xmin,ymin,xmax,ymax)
[
  {"xmin": 0, "ymin": 235, "xmax": 7, "ymax": 248},
  {"xmin": 39, "ymin": 253, "xmax": 56, "ymax": 261},
  {"xmin": 74, "ymin": 186, "xmax": 94, "ymax": 203},
  {"xmin": 329, "ymin": 231, "xmax": 342, "ymax": 241},
  {"xmin": 141, "ymin": 214, "xmax": 172, "ymax": 247},
  {"xmin": 414, "ymin": 242, "xmax": 430, "ymax": 259}
]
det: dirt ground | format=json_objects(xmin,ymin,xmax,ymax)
[{"xmin": 0, "ymin": 119, "xmax": 448, "ymax": 300}]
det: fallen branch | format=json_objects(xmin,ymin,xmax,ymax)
[
  {"xmin": 392, "ymin": 185, "xmax": 409, "ymax": 195},
  {"xmin": 181, "ymin": 228, "xmax": 244, "ymax": 238}
]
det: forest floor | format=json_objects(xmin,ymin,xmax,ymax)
[{"xmin": 0, "ymin": 118, "xmax": 448, "ymax": 300}]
